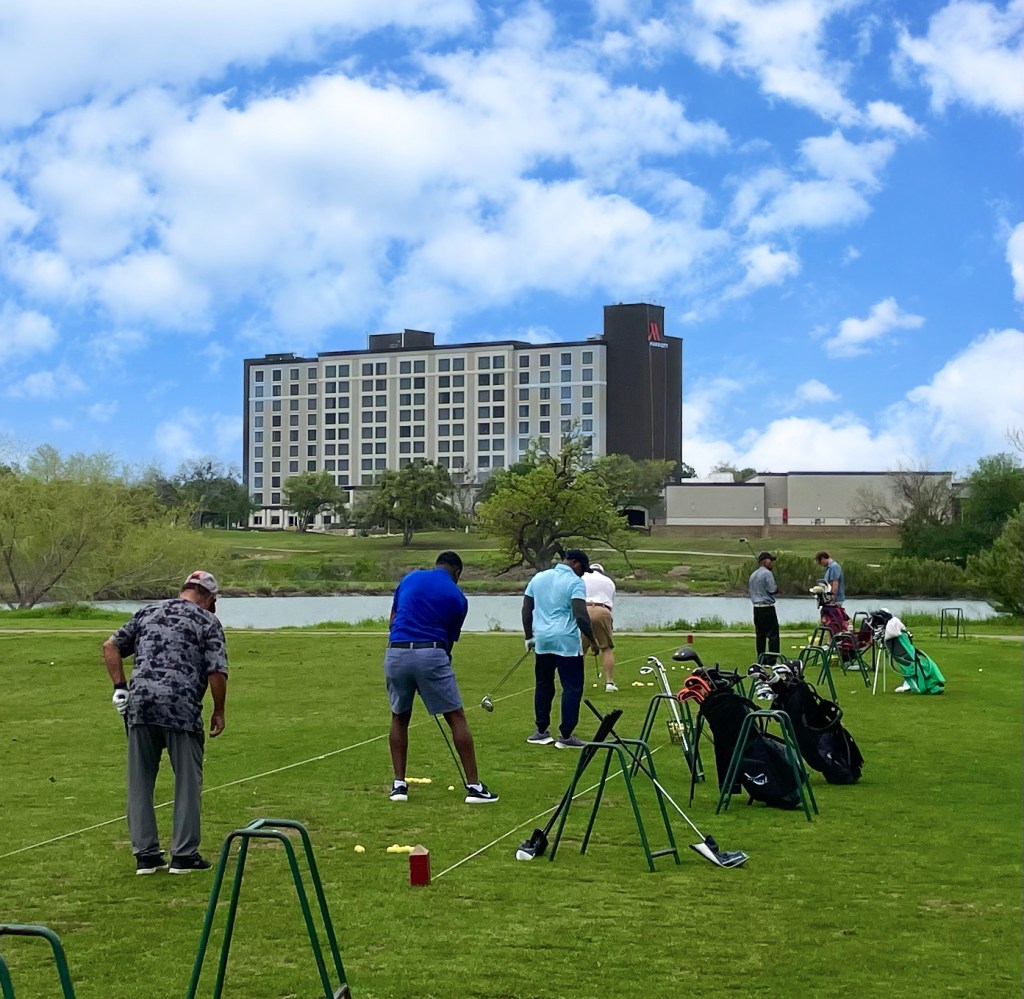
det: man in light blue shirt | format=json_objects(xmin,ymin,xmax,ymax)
[
  {"xmin": 816, "ymin": 551, "xmax": 845, "ymax": 605},
  {"xmin": 522, "ymin": 549, "xmax": 595, "ymax": 749}
]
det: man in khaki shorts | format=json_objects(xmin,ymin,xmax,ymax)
[{"xmin": 581, "ymin": 562, "xmax": 617, "ymax": 692}]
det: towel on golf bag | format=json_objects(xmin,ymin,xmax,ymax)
[
  {"xmin": 698, "ymin": 689, "xmax": 801, "ymax": 810},
  {"xmin": 869, "ymin": 611, "xmax": 945, "ymax": 694},
  {"xmin": 769, "ymin": 679, "xmax": 863, "ymax": 784}
]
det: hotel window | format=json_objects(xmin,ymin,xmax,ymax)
[
  {"xmin": 560, "ymin": 370, "xmax": 571, "ymax": 382},
  {"xmin": 400, "ymin": 360, "xmax": 411, "ymax": 374},
  {"xmin": 375, "ymin": 363, "xmax": 386, "ymax": 375},
  {"xmin": 560, "ymin": 353, "xmax": 570, "ymax": 365},
  {"xmin": 582, "ymin": 368, "xmax": 593, "ymax": 381},
  {"xmin": 518, "ymin": 389, "xmax": 529, "ymax": 401},
  {"xmin": 255, "ymin": 371, "xmax": 264, "ymax": 382},
  {"xmin": 493, "ymin": 422, "xmax": 504, "ymax": 434},
  {"xmin": 479, "ymin": 357, "xmax": 490, "ymax": 370},
  {"xmin": 325, "ymin": 460, "xmax": 335, "ymax": 470},
  {"xmin": 452, "ymin": 407, "xmax": 464, "ymax": 419},
  {"xmin": 400, "ymin": 442, "xmax": 411, "ymax": 454},
  {"xmin": 254, "ymin": 386, "xmax": 264, "ymax": 397},
  {"xmin": 540, "ymin": 371, "xmax": 550, "ymax": 383},
  {"xmin": 582, "ymin": 419, "xmax": 593, "ymax": 432},
  {"xmin": 453, "ymin": 375, "xmax": 464, "ymax": 387},
  {"xmin": 453, "ymin": 358, "xmax": 465, "ymax": 371},
  {"xmin": 290, "ymin": 367, "xmax": 299, "ymax": 379},
  {"xmin": 478, "ymin": 390, "xmax": 490, "ymax": 403},
  {"xmin": 272, "ymin": 370, "xmax": 282, "ymax": 381},
  {"xmin": 493, "ymin": 439, "xmax": 504, "ymax": 450},
  {"xmin": 582, "ymin": 402, "xmax": 593, "ymax": 415},
  {"xmin": 561, "ymin": 404, "xmax": 571, "ymax": 416},
  {"xmin": 518, "ymin": 372, "xmax": 529, "ymax": 385},
  {"xmin": 272, "ymin": 385, "xmax": 281, "ymax": 397},
  {"xmin": 540, "ymin": 421, "xmax": 550, "ymax": 433},
  {"xmin": 453, "ymin": 391, "xmax": 465, "ymax": 404},
  {"xmin": 582, "ymin": 351, "xmax": 592, "ymax": 363},
  {"xmin": 306, "ymin": 460, "xmax": 316, "ymax": 471},
  {"xmin": 540, "ymin": 388, "xmax": 551, "ymax": 400},
  {"xmin": 479, "ymin": 406, "xmax": 490, "ymax": 418},
  {"xmin": 362, "ymin": 443, "xmax": 373, "ymax": 454},
  {"xmin": 539, "ymin": 354, "xmax": 550, "ymax": 366},
  {"xmin": 519, "ymin": 355, "xmax": 529, "ymax": 367},
  {"xmin": 414, "ymin": 360, "xmax": 425, "ymax": 373},
  {"xmin": 540, "ymin": 404, "xmax": 550, "ymax": 416},
  {"xmin": 561, "ymin": 420, "xmax": 572, "ymax": 433},
  {"xmin": 375, "ymin": 443, "xmax": 386, "ymax": 454},
  {"xmin": 493, "ymin": 356, "xmax": 504, "ymax": 368},
  {"xmin": 307, "ymin": 445, "xmax": 316, "ymax": 456},
  {"xmin": 413, "ymin": 442, "xmax": 425, "ymax": 453},
  {"xmin": 362, "ymin": 363, "xmax": 373, "ymax": 375},
  {"xmin": 477, "ymin": 456, "xmax": 490, "ymax": 469},
  {"xmin": 478, "ymin": 423, "xmax": 490, "ymax": 435},
  {"xmin": 325, "ymin": 365, "xmax": 336, "ymax": 377},
  {"xmin": 493, "ymin": 374, "xmax": 504, "ymax": 386},
  {"xmin": 479, "ymin": 373, "xmax": 490, "ymax": 386},
  {"xmin": 439, "ymin": 358, "xmax": 450, "ymax": 372},
  {"xmin": 582, "ymin": 386, "xmax": 593, "ymax": 398},
  {"xmin": 289, "ymin": 461, "xmax": 299, "ymax": 472},
  {"xmin": 518, "ymin": 438, "xmax": 529, "ymax": 451},
  {"xmin": 519, "ymin": 421, "xmax": 529, "ymax": 434}
]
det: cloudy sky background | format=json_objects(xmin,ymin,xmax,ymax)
[{"xmin": 1, "ymin": 0, "xmax": 1022, "ymax": 477}]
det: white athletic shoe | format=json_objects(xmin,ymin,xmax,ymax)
[
  {"xmin": 605, "ymin": 682, "xmax": 618, "ymax": 692},
  {"xmin": 894, "ymin": 682, "xmax": 912, "ymax": 693}
]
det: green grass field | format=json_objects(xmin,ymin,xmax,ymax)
[{"xmin": 1, "ymin": 626, "xmax": 1020, "ymax": 998}]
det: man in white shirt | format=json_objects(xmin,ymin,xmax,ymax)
[{"xmin": 581, "ymin": 562, "xmax": 617, "ymax": 692}]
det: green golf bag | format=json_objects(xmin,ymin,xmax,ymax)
[{"xmin": 870, "ymin": 611, "xmax": 945, "ymax": 695}]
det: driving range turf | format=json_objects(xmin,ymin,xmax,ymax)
[{"xmin": 1, "ymin": 627, "xmax": 1020, "ymax": 998}]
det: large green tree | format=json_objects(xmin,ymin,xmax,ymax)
[
  {"xmin": 283, "ymin": 470, "xmax": 349, "ymax": 531},
  {"xmin": 593, "ymin": 454, "xmax": 674, "ymax": 512},
  {"xmin": 0, "ymin": 468, "xmax": 217, "ymax": 609},
  {"xmin": 147, "ymin": 459, "xmax": 254, "ymax": 529},
  {"xmin": 357, "ymin": 461, "xmax": 459, "ymax": 545},
  {"xmin": 476, "ymin": 438, "xmax": 631, "ymax": 571},
  {"xmin": 967, "ymin": 504, "xmax": 1023, "ymax": 615}
]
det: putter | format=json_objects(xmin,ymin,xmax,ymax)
[
  {"xmin": 433, "ymin": 715, "xmax": 467, "ymax": 787},
  {"xmin": 582, "ymin": 700, "xmax": 749, "ymax": 869},
  {"xmin": 481, "ymin": 648, "xmax": 533, "ymax": 712},
  {"xmin": 515, "ymin": 708, "xmax": 624, "ymax": 861}
]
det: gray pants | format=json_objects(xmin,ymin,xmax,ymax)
[{"xmin": 127, "ymin": 724, "xmax": 204, "ymax": 858}]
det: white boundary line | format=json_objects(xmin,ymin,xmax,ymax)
[{"xmin": 0, "ymin": 642, "xmax": 685, "ymax": 863}]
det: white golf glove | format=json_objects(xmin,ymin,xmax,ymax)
[
  {"xmin": 524, "ymin": 637, "xmax": 536, "ymax": 652},
  {"xmin": 112, "ymin": 688, "xmax": 130, "ymax": 716}
]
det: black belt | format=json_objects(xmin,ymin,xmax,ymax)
[
  {"xmin": 753, "ymin": 603, "xmax": 775, "ymax": 608},
  {"xmin": 389, "ymin": 641, "xmax": 446, "ymax": 649}
]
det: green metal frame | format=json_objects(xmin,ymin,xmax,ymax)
[
  {"xmin": 940, "ymin": 607, "xmax": 967, "ymax": 640},
  {"xmin": 797, "ymin": 645, "xmax": 838, "ymax": 702},
  {"xmin": 548, "ymin": 738, "xmax": 680, "ymax": 872},
  {"xmin": 826, "ymin": 634, "xmax": 872, "ymax": 687},
  {"xmin": 0, "ymin": 924, "xmax": 77, "ymax": 999},
  {"xmin": 186, "ymin": 818, "xmax": 350, "ymax": 999},
  {"xmin": 716, "ymin": 710, "xmax": 818, "ymax": 822},
  {"xmin": 635, "ymin": 693, "xmax": 704, "ymax": 781}
]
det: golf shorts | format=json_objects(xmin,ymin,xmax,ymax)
[
  {"xmin": 384, "ymin": 647, "xmax": 463, "ymax": 716},
  {"xmin": 582, "ymin": 604, "xmax": 614, "ymax": 654}
]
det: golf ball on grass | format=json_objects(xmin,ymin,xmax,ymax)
[
  {"xmin": 448, "ymin": 785, "xmax": 455, "ymax": 791},
  {"xmin": 354, "ymin": 845, "xmax": 365, "ymax": 853}
]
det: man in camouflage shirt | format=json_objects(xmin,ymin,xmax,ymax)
[{"xmin": 103, "ymin": 570, "xmax": 228, "ymax": 874}]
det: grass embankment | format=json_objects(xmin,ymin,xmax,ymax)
[
  {"xmin": 0, "ymin": 627, "xmax": 1020, "ymax": 998},
  {"xmin": 203, "ymin": 527, "xmax": 906, "ymax": 596}
]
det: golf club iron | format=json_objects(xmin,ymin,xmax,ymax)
[
  {"xmin": 738, "ymin": 537, "xmax": 759, "ymax": 560},
  {"xmin": 433, "ymin": 715, "xmax": 467, "ymax": 788},
  {"xmin": 582, "ymin": 700, "xmax": 748, "ymax": 869},
  {"xmin": 480, "ymin": 648, "xmax": 533, "ymax": 712},
  {"xmin": 515, "ymin": 708, "xmax": 624, "ymax": 861}
]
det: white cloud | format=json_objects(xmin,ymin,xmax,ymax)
[
  {"xmin": 897, "ymin": 0, "xmax": 1024, "ymax": 118},
  {"xmin": 0, "ymin": 0, "xmax": 478, "ymax": 129},
  {"xmin": 153, "ymin": 409, "xmax": 242, "ymax": 468},
  {"xmin": 799, "ymin": 132, "xmax": 895, "ymax": 189},
  {"xmin": 0, "ymin": 304, "xmax": 58, "ymax": 362},
  {"xmin": 1008, "ymin": 222, "xmax": 1024, "ymax": 302},
  {"xmin": 827, "ymin": 297, "xmax": 925, "ymax": 358},
  {"xmin": 8, "ymin": 366, "xmax": 86, "ymax": 399},
  {"xmin": 863, "ymin": 100, "xmax": 923, "ymax": 135},
  {"xmin": 724, "ymin": 242, "xmax": 801, "ymax": 298},
  {"xmin": 0, "ymin": 179, "xmax": 37, "ymax": 240},
  {"xmin": 905, "ymin": 327, "xmax": 1024, "ymax": 450},
  {"xmin": 795, "ymin": 379, "xmax": 839, "ymax": 402},
  {"xmin": 89, "ymin": 329, "xmax": 148, "ymax": 364},
  {"xmin": 679, "ymin": 0, "xmax": 861, "ymax": 123},
  {"xmin": 85, "ymin": 402, "xmax": 118, "ymax": 422}
]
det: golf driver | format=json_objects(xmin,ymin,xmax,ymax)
[
  {"xmin": 515, "ymin": 708, "xmax": 623, "ymax": 861},
  {"xmin": 481, "ymin": 648, "xmax": 533, "ymax": 712},
  {"xmin": 582, "ymin": 700, "xmax": 748, "ymax": 869},
  {"xmin": 433, "ymin": 715, "xmax": 467, "ymax": 787}
]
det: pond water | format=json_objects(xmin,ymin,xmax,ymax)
[{"xmin": 94, "ymin": 594, "xmax": 998, "ymax": 631}]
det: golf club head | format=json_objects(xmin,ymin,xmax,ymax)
[
  {"xmin": 515, "ymin": 828, "xmax": 548, "ymax": 861},
  {"xmin": 746, "ymin": 664, "xmax": 767, "ymax": 677},
  {"xmin": 480, "ymin": 696, "xmax": 494, "ymax": 712},
  {"xmin": 673, "ymin": 647, "xmax": 705, "ymax": 668},
  {"xmin": 689, "ymin": 836, "xmax": 749, "ymax": 869},
  {"xmin": 639, "ymin": 665, "xmax": 655, "ymax": 675}
]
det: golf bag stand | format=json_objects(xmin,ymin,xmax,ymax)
[
  {"xmin": 187, "ymin": 818, "xmax": 351, "ymax": 999},
  {"xmin": 0, "ymin": 924, "xmax": 78, "ymax": 999},
  {"xmin": 716, "ymin": 710, "xmax": 818, "ymax": 821},
  {"xmin": 635, "ymin": 692, "xmax": 705, "ymax": 781},
  {"xmin": 548, "ymin": 736, "xmax": 681, "ymax": 872}
]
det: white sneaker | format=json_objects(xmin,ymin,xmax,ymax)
[
  {"xmin": 894, "ymin": 682, "xmax": 912, "ymax": 693},
  {"xmin": 605, "ymin": 682, "xmax": 618, "ymax": 692}
]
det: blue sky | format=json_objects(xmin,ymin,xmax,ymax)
[{"xmin": 1, "ymin": 0, "xmax": 1022, "ymax": 477}]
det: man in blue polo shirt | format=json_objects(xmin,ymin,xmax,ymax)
[
  {"xmin": 522, "ymin": 548, "xmax": 595, "ymax": 750},
  {"xmin": 384, "ymin": 550, "xmax": 498, "ymax": 804}
]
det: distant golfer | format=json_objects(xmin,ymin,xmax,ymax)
[
  {"xmin": 384, "ymin": 551, "xmax": 497, "ymax": 804},
  {"xmin": 102, "ymin": 570, "xmax": 227, "ymax": 875},
  {"xmin": 522, "ymin": 548, "xmax": 595, "ymax": 749},
  {"xmin": 815, "ymin": 551, "xmax": 845, "ymax": 605},
  {"xmin": 581, "ymin": 562, "xmax": 617, "ymax": 692},
  {"xmin": 748, "ymin": 552, "xmax": 780, "ymax": 659}
]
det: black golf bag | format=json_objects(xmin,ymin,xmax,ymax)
[
  {"xmin": 697, "ymin": 687, "xmax": 802, "ymax": 810},
  {"xmin": 769, "ymin": 677, "xmax": 864, "ymax": 784}
]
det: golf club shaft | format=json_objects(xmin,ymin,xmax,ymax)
[
  {"xmin": 485, "ymin": 648, "xmax": 532, "ymax": 700},
  {"xmin": 583, "ymin": 700, "xmax": 705, "ymax": 840},
  {"xmin": 433, "ymin": 715, "xmax": 467, "ymax": 787}
]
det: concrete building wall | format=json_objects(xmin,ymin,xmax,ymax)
[{"xmin": 663, "ymin": 482, "xmax": 765, "ymax": 526}]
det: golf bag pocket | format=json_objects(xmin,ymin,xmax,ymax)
[
  {"xmin": 699, "ymin": 691, "xmax": 801, "ymax": 810},
  {"xmin": 773, "ymin": 681, "xmax": 864, "ymax": 785}
]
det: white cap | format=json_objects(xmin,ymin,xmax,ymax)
[{"xmin": 590, "ymin": 563, "xmax": 604, "ymax": 573}]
